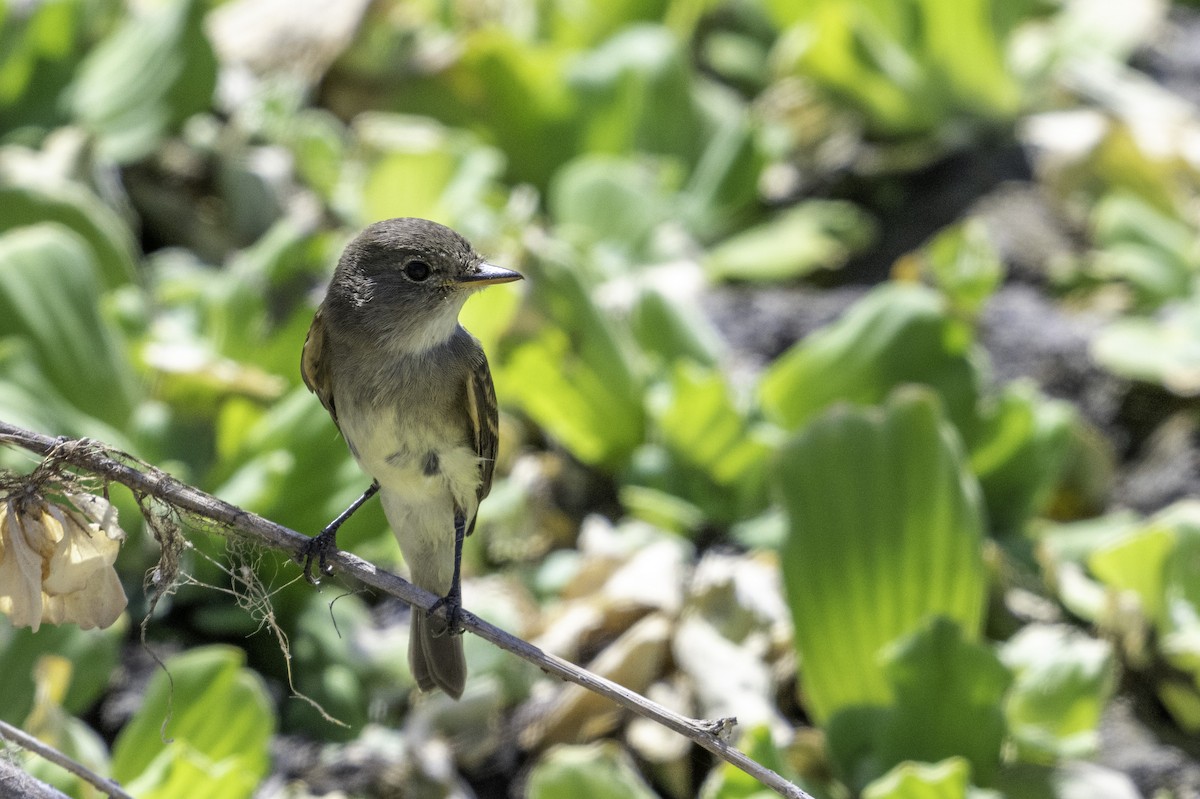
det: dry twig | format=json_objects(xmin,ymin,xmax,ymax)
[{"xmin": 0, "ymin": 420, "xmax": 812, "ymax": 799}]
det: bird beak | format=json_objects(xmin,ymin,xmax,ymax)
[{"xmin": 456, "ymin": 262, "xmax": 523, "ymax": 287}]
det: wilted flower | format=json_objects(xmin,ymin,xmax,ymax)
[{"xmin": 0, "ymin": 490, "xmax": 127, "ymax": 632}]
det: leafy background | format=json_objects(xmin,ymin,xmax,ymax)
[{"xmin": 1, "ymin": 0, "xmax": 1200, "ymax": 797}]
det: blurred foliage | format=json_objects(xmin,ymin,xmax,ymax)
[{"xmin": 0, "ymin": 0, "xmax": 1197, "ymax": 796}]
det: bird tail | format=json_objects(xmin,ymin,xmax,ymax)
[{"xmin": 410, "ymin": 609, "xmax": 466, "ymax": 699}]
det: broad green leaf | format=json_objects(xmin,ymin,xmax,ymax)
[
  {"xmin": 1001, "ymin": 625, "xmax": 1115, "ymax": 761},
  {"xmin": 0, "ymin": 224, "xmax": 138, "ymax": 427},
  {"xmin": 905, "ymin": 219, "xmax": 1003, "ymax": 318},
  {"xmin": 548, "ymin": 154, "xmax": 675, "ymax": 256},
  {"xmin": 760, "ymin": 283, "xmax": 982, "ymax": 439},
  {"xmin": 629, "ymin": 285, "xmax": 723, "ymax": 369},
  {"xmin": 862, "ymin": 757, "xmax": 971, "ymax": 799},
  {"xmin": 0, "ymin": 0, "xmax": 88, "ymax": 132},
  {"xmin": 0, "ymin": 182, "xmax": 139, "ymax": 288},
  {"xmin": 970, "ymin": 383, "xmax": 1075, "ymax": 534},
  {"xmin": 569, "ymin": 25, "xmax": 704, "ymax": 165},
  {"xmin": 993, "ymin": 762, "xmax": 1141, "ymax": 799},
  {"xmin": 0, "ymin": 616, "xmax": 124, "ymax": 724},
  {"xmin": 874, "ymin": 620, "xmax": 1009, "ymax": 786},
  {"xmin": 527, "ymin": 742, "xmax": 657, "ymax": 799},
  {"xmin": 68, "ymin": 0, "xmax": 216, "ymax": 163},
  {"xmin": 1092, "ymin": 299, "xmax": 1200, "ymax": 396},
  {"xmin": 499, "ymin": 254, "xmax": 645, "ymax": 468},
  {"xmin": 648, "ymin": 362, "xmax": 772, "ymax": 522},
  {"xmin": 1088, "ymin": 524, "xmax": 1174, "ymax": 625},
  {"xmin": 395, "ymin": 29, "xmax": 578, "ymax": 188},
  {"xmin": 351, "ymin": 113, "xmax": 504, "ymax": 227},
  {"xmin": 769, "ymin": 0, "xmax": 1022, "ymax": 138},
  {"xmin": 706, "ymin": 201, "xmax": 874, "ymax": 282},
  {"xmin": 111, "ymin": 646, "xmax": 273, "ymax": 798},
  {"xmin": 777, "ymin": 388, "xmax": 987, "ymax": 724}
]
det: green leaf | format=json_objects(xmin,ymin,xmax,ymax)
[
  {"xmin": 0, "ymin": 0, "xmax": 89, "ymax": 133},
  {"xmin": 548, "ymin": 154, "xmax": 675, "ymax": 256},
  {"xmin": 498, "ymin": 254, "xmax": 645, "ymax": 468},
  {"xmin": 759, "ymin": 283, "xmax": 982, "ymax": 439},
  {"xmin": 1092, "ymin": 299, "xmax": 1200, "ymax": 396},
  {"xmin": 0, "ymin": 182, "xmax": 139, "ymax": 288},
  {"xmin": 769, "ymin": 0, "xmax": 1022, "ymax": 138},
  {"xmin": 705, "ymin": 201, "xmax": 874, "ymax": 282},
  {"xmin": 68, "ymin": 0, "xmax": 216, "ymax": 163},
  {"xmin": 0, "ymin": 224, "xmax": 138, "ymax": 427},
  {"xmin": 111, "ymin": 646, "xmax": 273, "ymax": 798},
  {"xmin": 862, "ymin": 757, "xmax": 971, "ymax": 799},
  {"xmin": 1087, "ymin": 524, "xmax": 1174, "ymax": 625},
  {"xmin": 830, "ymin": 620, "xmax": 1009, "ymax": 791},
  {"xmin": 569, "ymin": 25, "xmax": 705, "ymax": 165},
  {"xmin": 0, "ymin": 616, "xmax": 125, "ymax": 724},
  {"xmin": 970, "ymin": 383, "xmax": 1075, "ymax": 534},
  {"xmin": 776, "ymin": 388, "xmax": 988, "ymax": 725},
  {"xmin": 1001, "ymin": 624, "xmax": 1116, "ymax": 761},
  {"xmin": 527, "ymin": 742, "xmax": 658, "ymax": 799},
  {"xmin": 906, "ymin": 219, "xmax": 1003, "ymax": 317}
]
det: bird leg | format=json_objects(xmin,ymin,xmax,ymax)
[
  {"xmin": 299, "ymin": 480, "xmax": 380, "ymax": 584},
  {"xmin": 429, "ymin": 513, "xmax": 466, "ymax": 636}
]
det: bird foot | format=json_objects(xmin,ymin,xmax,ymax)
[
  {"xmin": 297, "ymin": 527, "xmax": 339, "ymax": 585},
  {"xmin": 428, "ymin": 589, "xmax": 465, "ymax": 637}
]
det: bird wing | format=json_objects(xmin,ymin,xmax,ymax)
[
  {"xmin": 301, "ymin": 307, "xmax": 339, "ymax": 428},
  {"xmin": 464, "ymin": 353, "xmax": 500, "ymax": 534}
]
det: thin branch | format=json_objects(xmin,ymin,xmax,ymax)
[
  {"xmin": 0, "ymin": 421, "xmax": 813, "ymax": 799},
  {"xmin": 0, "ymin": 720, "xmax": 132, "ymax": 799}
]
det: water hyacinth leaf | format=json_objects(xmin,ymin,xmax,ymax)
[
  {"xmin": 1085, "ymin": 191, "xmax": 1197, "ymax": 308},
  {"xmin": 0, "ymin": 0, "xmax": 88, "ymax": 133},
  {"xmin": 629, "ymin": 285, "xmax": 723, "ymax": 369},
  {"xmin": 0, "ymin": 182, "xmax": 139, "ymax": 288},
  {"xmin": 970, "ymin": 383, "xmax": 1076, "ymax": 534},
  {"xmin": 767, "ymin": 0, "xmax": 1021, "ymax": 138},
  {"xmin": 549, "ymin": 154, "xmax": 675, "ymax": 256},
  {"xmin": 68, "ymin": 0, "xmax": 216, "ymax": 163},
  {"xmin": 1001, "ymin": 624, "xmax": 1115, "ymax": 761},
  {"xmin": 830, "ymin": 619, "xmax": 1009, "ymax": 790},
  {"xmin": 1092, "ymin": 300, "xmax": 1200, "ymax": 396},
  {"xmin": 570, "ymin": 25, "xmax": 704, "ymax": 165},
  {"xmin": 760, "ymin": 283, "xmax": 982, "ymax": 438},
  {"xmin": 111, "ymin": 646, "xmax": 273, "ymax": 797},
  {"xmin": 0, "ymin": 224, "xmax": 138, "ymax": 428},
  {"xmin": 776, "ymin": 388, "xmax": 987, "ymax": 724},
  {"xmin": 906, "ymin": 219, "xmax": 1004, "ymax": 317},
  {"xmin": 861, "ymin": 757, "xmax": 971, "ymax": 799},
  {"xmin": 1087, "ymin": 524, "xmax": 1174, "ymax": 626},
  {"xmin": 527, "ymin": 742, "xmax": 658, "ymax": 799},
  {"xmin": 705, "ymin": 201, "xmax": 874, "ymax": 282},
  {"xmin": 500, "ymin": 256, "xmax": 645, "ymax": 469}
]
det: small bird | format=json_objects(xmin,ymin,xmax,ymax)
[{"xmin": 299, "ymin": 218, "xmax": 522, "ymax": 698}]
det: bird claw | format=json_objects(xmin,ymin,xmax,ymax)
[
  {"xmin": 428, "ymin": 590, "xmax": 465, "ymax": 637},
  {"xmin": 297, "ymin": 528, "xmax": 339, "ymax": 585}
]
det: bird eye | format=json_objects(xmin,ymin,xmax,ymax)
[{"xmin": 404, "ymin": 260, "xmax": 431, "ymax": 282}]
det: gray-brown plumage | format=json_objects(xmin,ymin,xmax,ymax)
[{"xmin": 301, "ymin": 218, "xmax": 521, "ymax": 698}]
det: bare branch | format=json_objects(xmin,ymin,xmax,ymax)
[
  {"xmin": 0, "ymin": 420, "xmax": 812, "ymax": 799},
  {"xmin": 0, "ymin": 720, "xmax": 132, "ymax": 799}
]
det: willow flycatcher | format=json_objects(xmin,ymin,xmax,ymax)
[{"xmin": 300, "ymin": 218, "xmax": 521, "ymax": 699}]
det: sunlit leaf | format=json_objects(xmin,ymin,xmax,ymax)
[
  {"xmin": 777, "ymin": 388, "xmax": 987, "ymax": 724},
  {"xmin": 706, "ymin": 200, "xmax": 874, "ymax": 282},
  {"xmin": 1001, "ymin": 624, "xmax": 1115, "ymax": 761},
  {"xmin": 760, "ymin": 283, "xmax": 982, "ymax": 439},
  {"xmin": 862, "ymin": 757, "xmax": 971, "ymax": 799},
  {"xmin": 527, "ymin": 742, "xmax": 658, "ymax": 799},
  {"xmin": 68, "ymin": 0, "xmax": 217, "ymax": 163},
  {"xmin": 111, "ymin": 646, "xmax": 273, "ymax": 798},
  {"xmin": 0, "ymin": 224, "xmax": 138, "ymax": 428}
]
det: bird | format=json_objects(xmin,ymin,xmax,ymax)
[{"xmin": 299, "ymin": 217, "xmax": 522, "ymax": 698}]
